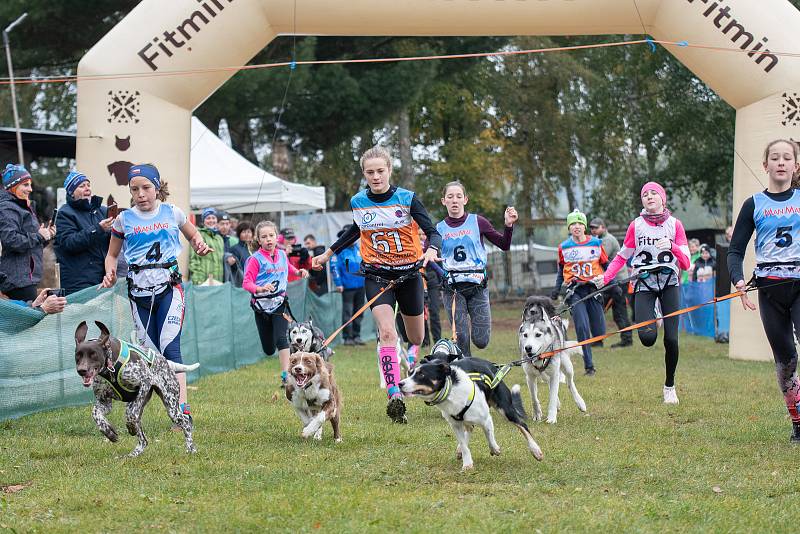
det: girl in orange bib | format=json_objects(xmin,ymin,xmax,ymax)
[{"xmin": 313, "ymin": 146, "xmax": 441, "ymax": 423}]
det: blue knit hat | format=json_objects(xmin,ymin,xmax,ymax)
[
  {"xmin": 202, "ymin": 207, "xmax": 217, "ymax": 221},
  {"xmin": 64, "ymin": 171, "xmax": 89, "ymax": 197},
  {"xmin": 2, "ymin": 164, "xmax": 31, "ymax": 190},
  {"xmin": 127, "ymin": 163, "xmax": 161, "ymax": 189}
]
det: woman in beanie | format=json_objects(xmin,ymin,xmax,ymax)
[
  {"xmin": 0, "ymin": 164, "xmax": 54, "ymax": 301},
  {"xmin": 54, "ymin": 171, "xmax": 114, "ymax": 295},
  {"xmin": 102, "ymin": 163, "xmax": 212, "ymax": 423},
  {"xmin": 551, "ymin": 208, "xmax": 608, "ymax": 375},
  {"xmin": 601, "ymin": 182, "xmax": 690, "ymax": 404}
]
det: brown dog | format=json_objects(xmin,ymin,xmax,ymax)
[
  {"xmin": 74, "ymin": 321, "xmax": 198, "ymax": 457},
  {"xmin": 285, "ymin": 351, "xmax": 342, "ymax": 442}
]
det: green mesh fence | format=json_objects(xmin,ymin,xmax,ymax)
[{"xmin": 0, "ymin": 280, "xmax": 375, "ymax": 421}]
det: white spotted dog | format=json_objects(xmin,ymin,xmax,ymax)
[
  {"xmin": 74, "ymin": 321, "xmax": 199, "ymax": 458},
  {"xmin": 288, "ymin": 318, "xmax": 334, "ymax": 361},
  {"xmin": 400, "ymin": 357, "xmax": 543, "ymax": 471},
  {"xmin": 285, "ymin": 351, "xmax": 342, "ymax": 442},
  {"xmin": 519, "ymin": 296, "xmax": 587, "ymax": 424}
]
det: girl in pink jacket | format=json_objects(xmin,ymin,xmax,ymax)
[{"xmin": 601, "ymin": 182, "xmax": 690, "ymax": 404}]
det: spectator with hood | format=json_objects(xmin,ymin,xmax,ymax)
[
  {"xmin": 0, "ymin": 164, "xmax": 54, "ymax": 301},
  {"xmin": 189, "ymin": 207, "xmax": 225, "ymax": 285},
  {"xmin": 54, "ymin": 171, "xmax": 113, "ymax": 295}
]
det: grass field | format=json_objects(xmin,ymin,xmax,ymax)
[{"xmin": 2, "ymin": 303, "xmax": 799, "ymax": 533}]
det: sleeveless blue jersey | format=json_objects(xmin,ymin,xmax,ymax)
[
  {"xmin": 113, "ymin": 202, "xmax": 185, "ymax": 295},
  {"xmin": 753, "ymin": 190, "xmax": 800, "ymax": 278},
  {"xmin": 437, "ymin": 214, "xmax": 487, "ymax": 284},
  {"xmin": 118, "ymin": 203, "xmax": 183, "ymax": 267},
  {"xmin": 247, "ymin": 249, "xmax": 290, "ymax": 295}
]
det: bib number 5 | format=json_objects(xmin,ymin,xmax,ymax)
[{"xmin": 775, "ymin": 226, "xmax": 793, "ymax": 248}]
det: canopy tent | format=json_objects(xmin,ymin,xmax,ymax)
[{"xmin": 189, "ymin": 117, "xmax": 326, "ymax": 214}]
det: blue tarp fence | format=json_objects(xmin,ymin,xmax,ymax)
[{"xmin": 679, "ymin": 278, "xmax": 729, "ymax": 339}]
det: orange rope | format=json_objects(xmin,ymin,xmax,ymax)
[
  {"xmin": 534, "ymin": 289, "xmax": 745, "ymax": 361},
  {"xmin": 0, "ymin": 38, "xmax": 655, "ymax": 86},
  {"xmin": 2, "ymin": 38, "xmax": 797, "ymax": 87},
  {"xmin": 322, "ymin": 286, "xmax": 387, "ymax": 347}
]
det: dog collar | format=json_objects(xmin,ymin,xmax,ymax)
[
  {"xmin": 425, "ymin": 376, "xmax": 453, "ymax": 406},
  {"xmin": 423, "ymin": 374, "xmax": 478, "ymax": 422}
]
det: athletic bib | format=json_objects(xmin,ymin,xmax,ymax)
[
  {"xmin": 629, "ymin": 216, "xmax": 679, "ymax": 277},
  {"xmin": 437, "ymin": 214, "xmax": 487, "ymax": 284},
  {"xmin": 115, "ymin": 203, "xmax": 184, "ymax": 295},
  {"xmin": 559, "ymin": 236, "xmax": 605, "ymax": 284},
  {"xmin": 753, "ymin": 190, "xmax": 800, "ymax": 279},
  {"xmin": 351, "ymin": 187, "xmax": 423, "ymax": 268}
]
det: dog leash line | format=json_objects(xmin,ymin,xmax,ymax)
[
  {"xmin": 508, "ymin": 279, "xmax": 794, "ymax": 367},
  {"xmin": 321, "ymin": 268, "xmax": 421, "ymax": 348}
]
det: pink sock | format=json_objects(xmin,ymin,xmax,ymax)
[
  {"xmin": 379, "ymin": 346, "xmax": 402, "ymax": 399},
  {"xmin": 787, "ymin": 380, "xmax": 800, "ymax": 423}
]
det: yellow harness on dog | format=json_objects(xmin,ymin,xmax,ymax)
[
  {"xmin": 425, "ymin": 371, "xmax": 502, "ymax": 422},
  {"xmin": 97, "ymin": 340, "xmax": 157, "ymax": 402}
]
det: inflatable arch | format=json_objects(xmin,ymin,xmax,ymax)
[{"xmin": 77, "ymin": 0, "xmax": 800, "ymax": 361}]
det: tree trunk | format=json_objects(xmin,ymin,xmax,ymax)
[
  {"xmin": 397, "ymin": 108, "xmax": 414, "ymax": 190},
  {"xmin": 227, "ymin": 117, "xmax": 259, "ymax": 165}
]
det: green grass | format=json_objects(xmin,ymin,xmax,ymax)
[{"xmin": 2, "ymin": 303, "xmax": 800, "ymax": 532}]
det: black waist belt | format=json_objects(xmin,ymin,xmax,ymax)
[
  {"xmin": 128, "ymin": 260, "xmax": 178, "ymax": 273},
  {"xmin": 757, "ymin": 261, "xmax": 800, "ymax": 268}
]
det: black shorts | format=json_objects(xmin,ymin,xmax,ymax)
[{"xmin": 364, "ymin": 269, "xmax": 424, "ymax": 316}]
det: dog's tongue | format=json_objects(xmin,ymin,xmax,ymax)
[
  {"xmin": 82, "ymin": 375, "xmax": 93, "ymax": 387},
  {"xmin": 295, "ymin": 374, "xmax": 308, "ymax": 387}
]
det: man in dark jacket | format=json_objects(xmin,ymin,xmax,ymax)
[
  {"xmin": 54, "ymin": 171, "xmax": 113, "ymax": 295},
  {"xmin": 0, "ymin": 164, "xmax": 53, "ymax": 301},
  {"xmin": 304, "ymin": 234, "xmax": 328, "ymax": 295}
]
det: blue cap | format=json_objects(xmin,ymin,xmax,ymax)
[
  {"xmin": 2, "ymin": 164, "xmax": 31, "ymax": 189},
  {"xmin": 127, "ymin": 163, "xmax": 161, "ymax": 189},
  {"xmin": 64, "ymin": 171, "xmax": 89, "ymax": 197}
]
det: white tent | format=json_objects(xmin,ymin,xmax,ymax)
[{"xmin": 190, "ymin": 117, "xmax": 326, "ymax": 214}]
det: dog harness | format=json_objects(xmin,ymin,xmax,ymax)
[
  {"xmin": 98, "ymin": 340, "xmax": 158, "ymax": 402},
  {"xmin": 425, "ymin": 371, "xmax": 507, "ymax": 421}
]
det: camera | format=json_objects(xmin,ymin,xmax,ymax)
[
  {"xmin": 46, "ymin": 288, "xmax": 66, "ymax": 298},
  {"xmin": 287, "ymin": 243, "xmax": 304, "ymax": 258}
]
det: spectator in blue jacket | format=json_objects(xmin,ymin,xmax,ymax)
[
  {"xmin": 330, "ymin": 224, "xmax": 366, "ymax": 345},
  {"xmin": 54, "ymin": 171, "xmax": 113, "ymax": 295}
]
